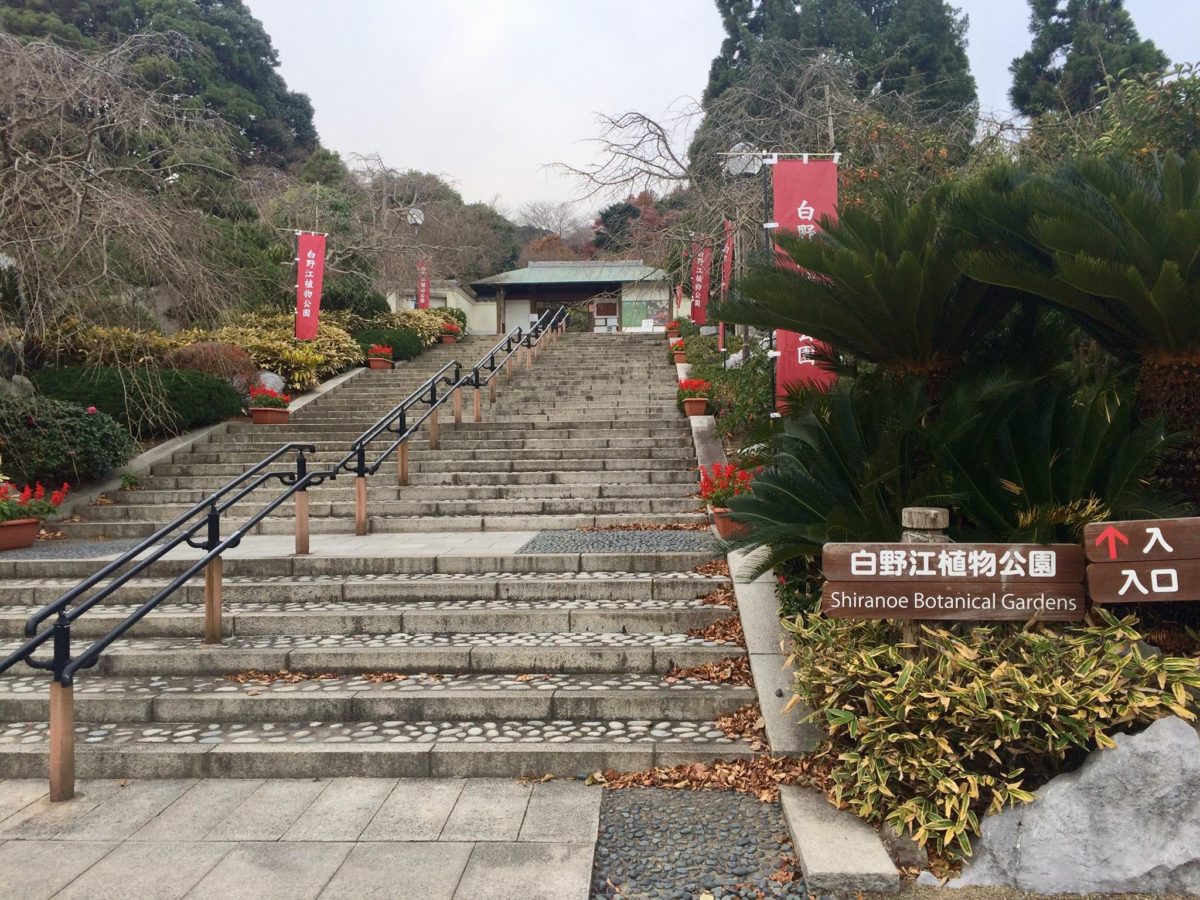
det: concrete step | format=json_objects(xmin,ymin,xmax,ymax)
[
  {"xmin": 0, "ymin": 672, "xmax": 752, "ymax": 723},
  {"xmin": 0, "ymin": 719, "xmax": 751, "ymax": 779},
  {"xmin": 175, "ymin": 447, "xmax": 695, "ymax": 466}
]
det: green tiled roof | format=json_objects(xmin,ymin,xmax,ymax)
[{"xmin": 472, "ymin": 261, "xmax": 668, "ymax": 288}]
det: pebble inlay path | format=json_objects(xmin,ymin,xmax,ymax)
[{"xmin": 518, "ymin": 531, "xmax": 718, "ymax": 554}]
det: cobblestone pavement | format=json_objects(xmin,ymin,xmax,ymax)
[
  {"xmin": 518, "ymin": 531, "xmax": 717, "ymax": 554},
  {"xmin": 0, "ymin": 538, "xmax": 151, "ymax": 560},
  {"xmin": 591, "ymin": 788, "xmax": 806, "ymax": 900},
  {"xmin": 0, "ymin": 776, "xmax": 599, "ymax": 899}
]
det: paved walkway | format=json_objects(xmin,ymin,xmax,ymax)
[{"xmin": 0, "ymin": 777, "xmax": 599, "ymax": 899}]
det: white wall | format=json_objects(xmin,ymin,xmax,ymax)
[
  {"xmin": 440, "ymin": 284, "xmax": 497, "ymax": 335},
  {"xmin": 503, "ymin": 297, "xmax": 531, "ymax": 333}
]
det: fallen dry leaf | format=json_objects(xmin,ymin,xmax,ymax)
[
  {"xmin": 687, "ymin": 615, "xmax": 745, "ymax": 646},
  {"xmin": 578, "ymin": 522, "xmax": 710, "ymax": 532},
  {"xmin": 665, "ymin": 656, "xmax": 753, "ymax": 686},
  {"xmin": 699, "ymin": 586, "xmax": 737, "ymax": 609},
  {"xmin": 600, "ymin": 754, "xmax": 833, "ymax": 803},
  {"xmin": 692, "ymin": 559, "xmax": 731, "ymax": 577}
]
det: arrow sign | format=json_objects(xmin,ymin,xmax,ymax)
[{"xmin": 1094, "ymin": 525, "xmax": 1129, "ymax": 561}]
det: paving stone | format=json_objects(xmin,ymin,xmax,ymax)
[
  {"xmin": 53, "ymin": 779, "xmax": 196, "ymax": 841},
  {"xmin": 319, "ymin": 841, "xmax": 472, "ymax": 900},
  {"xmin": 360, "ymin": 778, "xmax": 464, "ymax": 841},
  {"xmin": 0, "ymin": 839, "xmax": 117, "ymax": 900},
  {"xmin": 205, "ymin": 779, "xmax": 330, "ymax": 841},
  {"xmin": 0, "ymin": 779, "xmax": 127, "ymax": 839},
  {"xmin": 519, "ymin": 780, "xmax": 602, "ymax": 843},
  {"xmin": 0, "ymin": 779, "xmax": 47, "ymax": 823},
  {"xmin": 439, "ymin": 777, "xmax": 532, "ymax": 841},
  {"xmin": 186, "ymin": 841, "xmax": 352, "ymax": 900},
  {"xmin": 282, "ymin": 777, "xmax": 395, "ymax": 841},
  {"xmin": 52, "ymin": 840, "xmax": 233, "ymax": 900},
  {"xmin": 457, "ymin": 841, "xmax": 594, "ymax": 900},
  {"xmin": 130, "ymin": 779, "xmax": 264, "ymax": 842}
]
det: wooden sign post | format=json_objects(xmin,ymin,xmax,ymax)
[
  {"xmin": 821, "ymin": 542, "xmax": 1088, "ymax": 621},
  {"xmin": 1084, "ymin": 518, "xmax": 1200, "ymax": 604}
]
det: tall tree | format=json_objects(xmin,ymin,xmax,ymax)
[
  {"xmin": 703, "ymin": 0, "xmax": 806, "ymax": 105},
  {"xmin": 1009, "ymin": 0, "xmax": 1167, "ymax": 117},
  {"xmin": 0, "ymin": 0, "xmax": 318, "ymax": 166}
]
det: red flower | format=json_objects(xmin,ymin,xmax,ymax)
[
  {"xmin": 678, "ymin": 379, "xmax": 711, "ymax": 393},
  {"xmin": 86, "ymin": 406, "xmax": 97, "ymax": 414},
  {"xmin": 34, "ymin": 484, "xmax": 44, "ymax": 500},
  {"xmin": 440, "ymin": 322, "xmax": 461, "ymax": 334},
  {"xmin": 367, "ymin": 344, "xmax": 393, "ymax": 358}
]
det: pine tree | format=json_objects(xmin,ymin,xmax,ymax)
[
  {"xmin": 1009, "ymin": 0, "xmax": 1167, "ymax": 116},
  {"xmin": 703, "ymin": 0, "xmax": 805, "ymax": 105}
]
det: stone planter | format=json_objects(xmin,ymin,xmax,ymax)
[
  {"xmin": 710, "ymin": 507, "xmax": 749, "ymax": 541},
  {"xmin": 0, "ymin": 518, "xmax": 40, "ymax": 551},
  {"xmin": 440, "ymin": 334, "xmax": 458, "ymax": 344},
  {"xmin": 682, "ymin": 397, "xmax": 708, "ymax": 416},
  {"xmin": 673, "ymin": 351, "xmax": 687, "ymax": 364},
  {"xmin": 250, "ymin": 407, "xmax": 289, "ymax": 425},
  {"xmin": 367, "ymin": 357, "xmax": 393, "ymax": 370}
]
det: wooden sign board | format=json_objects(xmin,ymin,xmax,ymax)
[
  {"xmin": 1084, "ymin": 518, "xmax": 1200, "ymax": 604},
  {"xmin": 821, "ymin": 543, "xmax": 1087, "ymax": 621}
]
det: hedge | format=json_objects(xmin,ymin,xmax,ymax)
[
  {"xmin": 354, "ymin": 328, "xmax": 423, "ymax": 361},
  {"xmin": 0, "ymin": 395, "xmax": 135, "ymax": 484},
  {"xmin": 34, "ymin": 367, "xmax": 243, "ymax": 439}
]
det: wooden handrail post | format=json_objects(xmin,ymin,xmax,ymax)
[
  {"xmin": 204, "ymin": 557, "xmax": 223, "ymax": 644},
  {"xmin": 505, "ymin": 357, "xmax": 513, "ymax": 379},
  {"xmin": 489, "ymin": 377, "xmax": 497, "ymax": 404},
  {"xmin": 473, "ymin": 387, "xmax": 482, "ymax": 422},
  {"xmin": 295, "ymin": 489, "xmax": 310, "ymax": 555},
  {"xmin": 430, "ymin": 408, "xmax": 440, "ymax": 450},
  {"xmin": 48, "ymin": 681, "xmax": 74, "ymax": 802},
  {"xmin": 398, "ymin": 440, "xmax": 409, "ymax": 486},
  {"xmin": 453, "ymin": 388, "xmax": 463, "ymax": 424},
  {"xmin": 523, "ymin": 347, "xmax": 532, "ymax": 369},
  {"xmin": 355, "ymin": 476, "xmax": 368, "ymax": 535}
]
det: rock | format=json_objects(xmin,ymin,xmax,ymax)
[
  {"xmin": 880, "ymin": 823, "xmax": 928, "ymax": 869},
  {"xmin": 915, "ymin": 870, "xmax": 941, "ymax": 887},
  {"xmin": 10, "ymin": 374, "xmax": 33, "ymax": 395},
  {"xmin": 953, "ymin": 716, "xmax": 1200, "ymax": 893},
  {"xmin": 255, "ymin": 371, "xmax": 286, "ymax": 393}
]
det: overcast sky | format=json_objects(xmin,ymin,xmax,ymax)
[{"xmin": 246, "ymin": 0, "xmax": 1200, "ymax": 217}]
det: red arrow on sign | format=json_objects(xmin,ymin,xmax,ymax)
[{"xmin": 1094, "ymin": 525, "xmax": 1130, "ymax": 560}]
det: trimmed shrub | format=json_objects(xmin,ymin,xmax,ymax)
[
  {"xmin": 440, "ymin": 307, "xmax": 467, "ymax": 329},
  {"xmin": 163, "ymin": 342, "xmax": 258, "ymax": 394},
  {"xmin": 0, "ymin": 395, "xmax": 135, "ymax": 484},
  {"xmin": 35, "ymin": 323, "xmax": 177, "ymax": 367},
  {"xmin": 354, "ymin": 328, "xmax": 423, "ymax": 361},
  {"xmin": 34, "ymin": 367, "xmax": 243, "ymax": 439}
]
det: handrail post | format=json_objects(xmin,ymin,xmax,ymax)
[
  {"xmin": 474, "ymin": 385, "xmax": 482, "ymax": 422},
  {"xmin": 294, "ymin": 449, "xmax": 309, "ymax": 555},
  {"xmin": 354, "ymin": 445, "xmax": 368, "ymax": 536},
  {"xmin": 489, "ymin": 376, "xmax": 497, "ymax": 404},
  {"xmin": 48, "ymin": 615, "xmax": 74, "ymax": 802},
  {"xmin": 429, "ymin": 381, "xmax": 440, "ymax": 450},
  {"xmin": 396, "ymin": 410, "xmax": 409, "ymax": 486},
  {"xmin": 203, "ymin": 504, "xmax": 222, "ymax": 645},
  {"xmin": 453, "ymin": 386, "xmax": 463, "ymax": 424}
]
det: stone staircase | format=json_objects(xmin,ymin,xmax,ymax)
[{"xmin": 0, "ymin": 332, "xmax": 754, "ymax": 780}]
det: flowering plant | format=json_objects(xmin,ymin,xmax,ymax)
[
  {"xmin": 678, "ymin": 378, "xmax": 712, "ymax": 399},
  {"xmin": 698, "ymin": 463, "xmax": 755, "ymax": 508},
  {"xmin": 367, "ymin": 344, "xmax": 393, "ymax": 359},
  {"xmin": 440, "ymin": 322, "xmax": 461, "ymax": 335},
  {"xmin": 248, "ymin": 386, "xmax": 291, "ymax": 409},
  {"xmin": 0, "ymin": 481, "xmax": 70, "ymax": 522},
  {"xmin": 666, "ymin": 320, "xmax": 681, "ymax": 331}
]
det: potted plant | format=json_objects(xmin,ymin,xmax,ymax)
[
  {"xmin": 672, "ymin": 338, "xmax": 687, "ymax": 365},
  {"xmin": 248, "ymin": 385, "xmax": 292, "ymax": 424},
  {"xmin": 440, "ymin": 322, "xmax": 461, "ymax": 344},
  {"xmin": 698, "ymin": 463, "xmax": 755, "ymax": 541},
  {"xmin": 666, "ymin": 320, "xmax": 681, "ymax": 340},
  {"xmin": 678, "ymin": 378, "xmax": 711, "ymax": 416},
  {"xmin": 367, "ymin": 344, "xmax": 394, "ymax": 370},
  {"xmin": 0, "ymin": 480, "xmax": 69, "ymax": 551}
]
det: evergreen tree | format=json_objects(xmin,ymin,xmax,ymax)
[
  {"xmin": 0, "ymin": 0, "xmax": 318, "ymax": 166},
  {"xmin": 1009, "ymin": 0, "xmax": 1167, "ymax": 116},
  {"xmin": 703, "ymin": 0, "xmax": 805, "ymax": 105}
]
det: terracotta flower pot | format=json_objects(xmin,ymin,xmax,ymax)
[
  {"xmin": 250, "ymin": 407, "xmax": 289, "ymax": 425},
  {"xmin": 673, "ymin": 352, "xmax": 687, "ymax": 364},
  {"xmin": 710, "ymin": 507, "xmax": 749, "ymax": 541},
  {"xmin": 0, "ymin": 518, "xmax": 40, "ymax": 551},
  {"xmin": 367, "ymin": 357, "xmax": 393, "ymax": 370},
  {"xmin": 682, "ymin": 397, "xmax": 708, "ymax": 416},
  {"xmin": 440, "ymin": 334, "xmax": 458, "ymax": 344},
  {"xmin": 667, "ymin": 330, "xmax": 680, "ymax": 340}
]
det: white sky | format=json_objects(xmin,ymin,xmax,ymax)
[{"xmin": 245, "ymin": 0, "xmax": 1200, "ymax": 215}]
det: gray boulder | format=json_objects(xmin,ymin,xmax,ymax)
[
  {"xmin": 952, "ymin": 716, "xmax": 1200, "ymax": 893},
  {"xmin": 0, "ymin": 375, "xmax": 32, "ymax": 399},
  {"xmin": 255, "ymin": 371, "xmax": 286, "ymax": 394}
]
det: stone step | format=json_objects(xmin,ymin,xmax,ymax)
[
  {"xmin": 0, "ymin": 672, "xmax": 752, "ymax": 723},
  {"xmin": 0, "ymin": 719, "xmax": 750, "ymax": 779},
  {"xmin": 0, "ymin": 597, "xmax": 728, "ymax": 637},
  {"xmin": 0, "ymin": 633, "xmax": 739, "ymax": 677},
  {"xmin": 0, "ymin": 571, "xmax": 728, "ymax": 607},
  {"xmin": 406, "ymin": 469, "xmax": 694, "ymax": 485},
  {"xmin": 177, "ymin": 447, "xmax": 695, "ymax": 465},
  {"xmin": 196, "ymin": 435, "xmax": 694, "ymax": 452}
]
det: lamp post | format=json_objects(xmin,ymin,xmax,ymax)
[{"xmin": 407, "ymin": 207, "xmax": 424, "ymax": 310}]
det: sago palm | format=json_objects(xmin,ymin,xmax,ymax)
[{"xmin": 717, "ymin": 191, "xmax": 1021, "ymax": 385}]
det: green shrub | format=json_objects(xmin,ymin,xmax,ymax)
[
  {"xmin": 34, "ymin": 367, "xmax": 243, "ymax": 439},
  {"xmin": 0, "ymin": 395, "xmax": 135, "ymax": 484},
  {"xmin": 440, "ymin": 307, "xmax": 467, "ymax": 329},
  {"xmin": 566, "ymin": 305, "xmax": 590, "ymax": 333},
  {"xmin": 163, "ymin": 342, "xmax": 258, "ymax": 394},
  {"xmin": 787, "ymin": 609, "xmax": 1200, "ymax": 858},
  {"xmin": 353, "ymin": 328, "xmax": 423, "ymax": 361}
]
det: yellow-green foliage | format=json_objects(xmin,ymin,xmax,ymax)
[
  {"xmin": 180, "ymin": 314, "xmax": 362, "ymax": 391},
  {"xmin": 323, "ymin": 309, "xmax": 452, "ymax": 347},
  {"xmin": 787, "ymin": 610, "xmax": 1200, "ymax": 859},
  {"xmin": 44, "ymin": 323, "xmax": 179, "ymax": 366}
]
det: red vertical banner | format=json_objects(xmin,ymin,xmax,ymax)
[
  {"xmin": 720, "ymin": 219, "xmax": 735, "ymax": 294},
  {"xmin": 770, "ymin": 159, "xmax": 838, "ymax": 403},
  {"xmin": 689, "ymin": 243, "xmax": 712, "ymax": 326},
  {"xmin": 294, "ymin": 232, "xmax": 327, "ymax": 341},
  {"xmin": 416, "ymin": 258, "xmax": 432, "ymax": 309}
]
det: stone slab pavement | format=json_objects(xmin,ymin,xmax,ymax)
[{"xmin": 0, "ymin": 776, "xmax": 600, "ymax": 899}]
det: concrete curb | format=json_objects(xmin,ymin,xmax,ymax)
[{"xmin": 684, "ymin": 412, "xmax": 899, "ymax": 895}]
